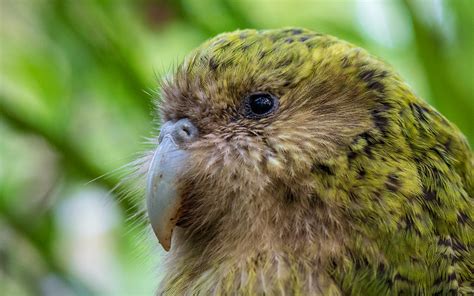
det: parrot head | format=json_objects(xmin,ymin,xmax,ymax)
[{"xmin": 147, "ymin": 28, "xmax": 388, "ymax": 252}]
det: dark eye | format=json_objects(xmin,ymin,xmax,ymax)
[{"xmin": 243, "ymin": 92, "xmax": 278, "ymax": 118}]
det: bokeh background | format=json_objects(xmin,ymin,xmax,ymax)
[{"xmin": 0, "ymin": 0, "xmax": 473, "ymax": 295}]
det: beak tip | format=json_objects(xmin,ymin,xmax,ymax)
[
  {"xmin": 162, "ymin": 242, "xmax": 171, "ymax": 252},
  {"xmin": 151, "ymin": 225, "xmax": 172, "ymax": 252},
  {"xmin": 159, "ymin": 234, "xmax": 171, "ymax": 252}
]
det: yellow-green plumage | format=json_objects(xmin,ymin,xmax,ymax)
[{"xmin": 152, "ymin": 28, "xmax": 473, "ymax": 295}]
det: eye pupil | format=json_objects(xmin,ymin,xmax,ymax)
[
  {"xmin": 250, "ymin": 95, "xmax": 273, "ymax": 114},
  {"xmin": 245, "ymin": 92, "xmax": 278, "ymax": 118}
]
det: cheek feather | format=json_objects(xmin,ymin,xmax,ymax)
[
  {"xmin": 189, "ymin": 133, "xmax": 268, "ymax": 181},
  {"xmin": 266, "ymin": 155, "xmax": 285, "ymax": 173}
]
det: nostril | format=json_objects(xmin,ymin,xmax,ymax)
[
  {"xmin": 181, "ymin": 126, "xmax": 191, "ymax": 137},
  {"xmin": 172, "ymin": 118, "xmax": 198, "ymax": 144}
]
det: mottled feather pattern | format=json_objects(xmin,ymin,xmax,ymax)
[{"xmin": 152, "ymin": 28, "xmax": 473, "ymax": 295}]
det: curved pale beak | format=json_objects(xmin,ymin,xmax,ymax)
[{"xmin": 146, "ymin": 119, "xmax": 198, "ymax": 251}]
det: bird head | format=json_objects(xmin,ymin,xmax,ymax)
[{"xmin": 147, "ymin": 28, "xmax": 406, "ymax": 253}]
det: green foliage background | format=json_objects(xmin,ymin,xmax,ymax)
[{"xmin": 0, "ymin": 0, "xmax": 472, "ymax": 295}]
